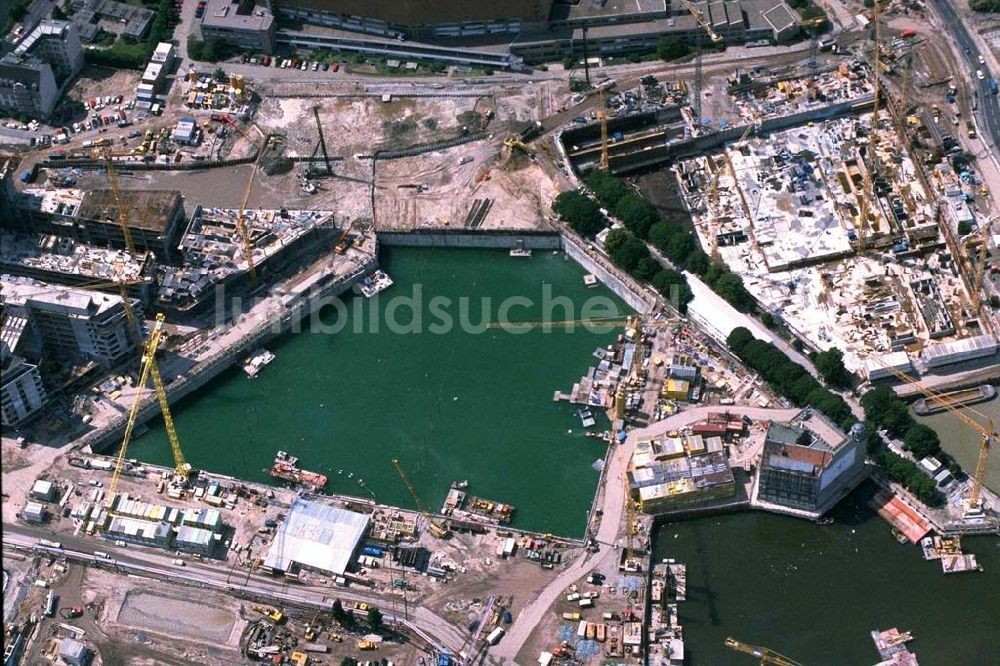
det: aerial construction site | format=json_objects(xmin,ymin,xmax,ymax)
[{"xmin": 3, "ymin": 0, "xmax": 1000, "ymax": 664}]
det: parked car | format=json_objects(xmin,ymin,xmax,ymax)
[{"xmin": 322, "ymin": 62, "xmax": 329, "ymax": 71}]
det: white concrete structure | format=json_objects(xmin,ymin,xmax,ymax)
[{"xmin": 263, "ymin": 498, "xmax": 370, "ymax": 577}]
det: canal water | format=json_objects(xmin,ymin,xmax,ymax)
[
  {"xmin": 131, "ymin": 247, "xmax": 627, "ymax": 536},
  {"xmin": 654, "ymin": 481, "xmax": 1000, "ymax": 665},
  {"xmin": 914, "ymin": 398, "xmax": 1000, "ymax": 494}
]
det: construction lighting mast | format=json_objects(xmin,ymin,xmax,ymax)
[
  {"xmin": 724, "ymin": 637, "xmax": 804, "ymax": 666},
  {"xmin": 391, "ymin": 459, "xmax": 450, "ymax": 538}
]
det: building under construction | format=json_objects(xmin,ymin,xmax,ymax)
[{"xmin": 12, "ymin": 187, "xmax": 186, "ymax": 261}]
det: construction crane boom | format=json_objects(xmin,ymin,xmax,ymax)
[
  {"xmin": 108, "ymin": 313, "xmax": 190, "ymax": 498},
  {"xmin": 869, "ymin": 356, "xmax": 995, "ymax": 511},
  {"xmin": 598, "ymin": 87, "xmax": 609, "ymax": 171},
  {"xmin": 724, "ymin": 637, "xmax": 804, "ymax": 666},
  {"xmin": 236, "ymin": 135, "xmax": 269, "ymax": 285},
  {"xmin": 679, "ymin": 0, "xmax": 723, "ymax": 43},
  {"xmin": 391, "ymin": 459, "xmax": 450, "ymax": 538},
  {"xmin": 102, "ymin": 148, "xmax": 136, "ymax": 254}
]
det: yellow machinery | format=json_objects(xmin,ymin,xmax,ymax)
[
  {"xmin": 502, "ymin": 136, "xmax": 534, "ymax": 156},
  {"xmin": 235, "ymin": 134, "xmax": 270, "ymax": 285},
  {"xmin": 100, "ymin": 148, "xmax": 137, "ymax": 255},
  {"xmin": 725, "ymin": 637, "xmax": 804, "ymax": 665},
  {"xmin": 857, "ymin": 0, "xmax": 884, "ymax": 253},
  {"xmin": 870, "ymin": 357, "xmax": 995, "ymax": 514},
  {"xmin": 679, "ymin": 0, "xmax": 723, "ymax": 43},
  {"xmin": 598, "ymin": 87, "xmax": 609, "ymax": 171},
  {"xmin": 108, "ymin": 313, "xmax": 191, "ymax": 499},
  {"xmin": 391, "ymin": 458, "xmax": 450, "ymax": 538},
  {"xmin": 252, "ymin": 605, "xmax": 285, "ymax": 623}
]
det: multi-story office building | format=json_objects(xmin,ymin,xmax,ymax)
[
  {"xmin": 0, "ymin": 20, "xmax": 83, "ymax": 119},
  {"xmin": 756, "ymin": 409, "xmax": 868, "ymax": 515},
  {"xmin": 1, "ymin": 341, "xmax": 47, "ymax": 427},
  {"xmin": 2, "ymin": 276, "xmax": 141, "ymax": 368}
]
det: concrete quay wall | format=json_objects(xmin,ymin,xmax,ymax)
[
  {"xmin": 561, "ymin": 233, "xmax": 656, "ymax": 314},
  {"xmin": 377, "ymin": 230, "xmax": 563, "ymax": 249},
  {"xmin": 80, "ymin": 259, "xmax": 375, "ymax": 455}
]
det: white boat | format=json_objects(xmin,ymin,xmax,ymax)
[
  {"xmin": 451, "ymin": 480, "xmax": 469, "ymax": 489},
  {"xmin": 509, "ymin": 248, "xmax": 532, "ymax": 257},
  {"xmin": 583, "ymin": 274, "xmax": 598, "ymax": 287},
  {"xmin": 242, "ymin": 349, "xmax": 275, "ymax": 378},
  {"xmin": 359, "ymin": 270, "xmax": 394, "ymax": 297},
  {"xmin": 578, "ymin": 408, "xmax": 596, "ymax": 428}
]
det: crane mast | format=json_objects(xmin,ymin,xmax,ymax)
[
  {"xmin": 598, "ymin": 87, "xmax": 609, "ymax": 171},
  {"xmin": 724, "ymin": 637, "xmax": 804, "ymax": 666},
  {"xmin": 102, "ymin": 149, "xmax": 136, "ymax": 254},
  {"xmin": 391, "ymin": 458, "xmax": 450, "ymax": 538},
  {"xmin": 870, "ymin": 356, "xmax": 996, "ymax": 513}
]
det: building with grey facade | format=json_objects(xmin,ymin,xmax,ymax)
[
  {"xmin": 1, "ymin": 276, "xmax": 141, "ymax": 368},
  {"xmin": 756, "ymin": 409, "xmax": 868, "ymax": 515},
  {"xmin": 1, "ymin": 341, "xmax": 47, "ymax": 427},
  {"xmin": 0, "ymin": 20, "xmax": 83, "ymax": 119},
  {"xmin": 200, "ymin": 0, "xmax": 275, "ymax": 52}
]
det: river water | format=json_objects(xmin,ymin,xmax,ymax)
[
  {"xmin": 914, "ymin": 398, "xmax": 1000, "ymax": 493},
  {"xmin": 131, "ymin": 247, "xmax": 627, "ymax": 536},
  {"xmin": 654, "ymin": 481, "xmax": 1000, "ymax": 665}
]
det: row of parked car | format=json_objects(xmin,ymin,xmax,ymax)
[{"xmin": 240, "ymin": 54, "xmax": 340, "ymax": 72}]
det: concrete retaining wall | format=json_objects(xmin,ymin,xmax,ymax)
[
  {"xmin": 377, "ymin": 230, "xmax": 563, "ymax": 249},
  {"xmin": 81, "ymin": 260, "xmax": 375, "ymax": 454},
  {"xmin": 561, "ymin": 234, "xmax": 656, "ymax": 314}
]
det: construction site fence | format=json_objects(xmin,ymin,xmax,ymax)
[
  {"xmin": 78, "ymin": 261, "xmax": 373, "ymax": 454},
  {"xmin": 373, "ymin": 131, "xmax": 488, "ymax": 160},
  {"xmin": 38, "ymin": 152, "xmax": 260, "ymax": 172}
]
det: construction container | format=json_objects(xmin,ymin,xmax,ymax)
[{"xmin": 486, "ymin": 627, "xmax": 504, "ymax": 645}]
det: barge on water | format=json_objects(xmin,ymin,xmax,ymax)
[
  {"xmin": 358, "ymin": 270, "xmax": 393, "ymax": 298},
  {"xmin": 912, "ymin": 384, "xmax": 996, "ymax": 415},
  {"xmin": 241, "ymin": 349, "xmax": 275, "ymax": 378},
  {"xmin": 440, "ymin": 486, "xmax": 515, "ymax": 525},
  {"xmin": 268, "ymin": 451, "xmax": 328, "ymax": 492}
]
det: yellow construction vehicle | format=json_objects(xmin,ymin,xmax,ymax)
[
  {"xmin": 357, "ymin": 640, "xmax": 378, "ymax": 650},
  {"xmin": 391, "ymin": 459, "xmax": 450, "ymax": 538},
  {"xmin": 251, "ymin": 605, "xmax": 285, "ymax": 623},
  {"xmin": 724, "ymin": 636, "xmax": 803, "ymax": 665}
]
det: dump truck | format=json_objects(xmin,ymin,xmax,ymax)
[
  {"xmin": 252, "ymin": 605, "xmax": 284, "ymax": 623},
  {"xmin": 358, "ymin": 640, "xmax": 378, "ymax": 650}
]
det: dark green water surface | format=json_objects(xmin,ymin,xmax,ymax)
[{"xmin": 132, "ymin": 247, "xmax": 626, "ymax": 536}]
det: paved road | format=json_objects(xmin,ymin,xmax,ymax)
[
  {"xmin": 926, "ymin": 0, "xmax": 1000, "ymax": 147},
  {"xmin": 1, "ymin": 524, "xmax": 466, "ymax": 653},
  {"xmin": 491, "ymin": 405, "xmax": 805, "ymax": 663}
]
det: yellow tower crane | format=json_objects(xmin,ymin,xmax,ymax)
[
  {"xmin": 869, "ymin": 357, "xmax": 996, "ymax": 514},
  {"xmin": 235, "ymin": 133, "xmax": 271, "ymax": 286},
  {"xmin": 391, "ymin": 458, "xmax": 450, "ymax": 538},
  {"xmin": 724, "ymin": 637, "xmax": 804, "ymax": 665},
  {"xmin": 598, "ymin": 87, "xmax": 610, "ymax": 171},
  {"xmin": 858, "ymin": 0, "xmax": 885, "ymax": 254},
  {"xmin": 108, "ymin": 313, "xmax": 191, "ymax": 499},
  {"xmin": 101, "ymin": 148, "xmax": 136, "ymax": 254},
  {"xmin": 679, "ymin": 0, "xmax": 723, "ymax": 43}
]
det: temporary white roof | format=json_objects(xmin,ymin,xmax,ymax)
[{"xmin": 263, "ymin": 499, "xmax": 369, "ymax": 576}]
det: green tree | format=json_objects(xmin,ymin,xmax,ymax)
[
  {"xmin": 860, "ymin": 386, "xmax": 913, "ymax": 434},
  {"xmin": 633, "ymin": 257, "xmax": 660, "ymax": 281},
  {"xmin": 971, "ymin": 0, "xmax": 1000, "ymax": 11},
  {"xmin": 726, "ymin": 327, "xmax": 755, "ymax": 355},
  {"xmin": 609, "ymin": 235, "xmax": 650, "ymax": 273},
  {"xmin": 553, "ymin": 190, "xmax": 605, "ymax": 237},
  {"xmin": 665, "ymin": 232, "xmax": 695, "ymax": 265},
  {"xmin": 367, "ymin": 607, "xmax": 383, "ymax": 631},
  {"xmin": 648, "ymin": 221, "xmax": 676, "ymax": 253},
  {"xmin": 651, "ymin": 270, "xmax": 693, "ymax": 312},
  {"xmin": 686, "ymin": 249, "xmax": 711, "ymax": 275},
  {"xmin": 603, "ymin": 228, "xmax": 630, "ymax": 257},
  {"xmin": 331, "ymin": 599, "xmax": 347, "ymax": 624},
  {"xmin": 586, "ymin": 170, "xmax": 630, "ymax": 208},
  {"xmin": 341, "ymin": 659, "xmax": 359, "ymax": 666},
  {"xmin": 51, "ymin": 4, "xmax": 66, "ymax": 20},
  {"xmin": 714, "ymin": 271, "xmax": 752, "ymax": 311},
  {"xmin": 613, "ymin": 194, "xmax": 658, "ymax": 239},
  {"xmin": 657, "ymin": 35, "xmax": 689, "ymax": 61},
  {"xmin": 904, "ymin": 424, "xmax": 941, "ymax": 460},
  {"xmin": 812, "ymin": 348, "xmax": 853, "ymax": 389},
  {"xmin": 213, "ymin": 67, "xmax": 227, "ymax": 81}
]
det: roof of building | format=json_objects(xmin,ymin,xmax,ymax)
[
  {"xmin": 76, "ymin": 189, "xmax": 182, "ymax": 232},
  {"xmin": 279, "ymin": 0, "xmax": 553, "ymax": 24},
  {"xmin": 761, "ymin": 3, "xmax": 797, "ymax": 32},
  {"xmin": 201, "ymin": 0, "xmax": 275, "ymax": 31},
  {"xmin": 763, "ymin": 440, "xmax": 832, "ymax": 475},
  {"xmin": 921, "ymin": 334, "xmax": 997, "ymax": 365},
  {"xmin": 2, "ymin": 274, "xmax": 125, "ymax": 317},
  {"xmin": 60, "ymin": 637, "xmax": 87, "ymax": 660},
  {"xmin": 262, "ymin": 498, "xmax": 369, "ymax": 575},
  {"xmin": 176, "ymin": 524, "xmax": 214, "ymax": 546}
]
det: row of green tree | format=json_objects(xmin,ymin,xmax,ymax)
[
  {"xmin": 551, "ymin": 188, "xmax": 693, "ymax": 310},
  {"xmin": 583, "ymin": 169, "xmax": 756, "ymax": 311},
  {"xmin": 85, "ymin": 0, "xmax": 174, "ymax": 70},
  {"xmin": 860, "ymin": 385, "xmax": 962, "ymax": 473},
  {"xmin": 970, "ymin": 0, "xmax": 1000, "ymax": 12},
  {"xmin": 727, "ymin": 326, "xmax": 855, "ymax": 430},
  {"xmin": 788, "ymin": 0, "xmax": 832, "ymax": 33}
]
